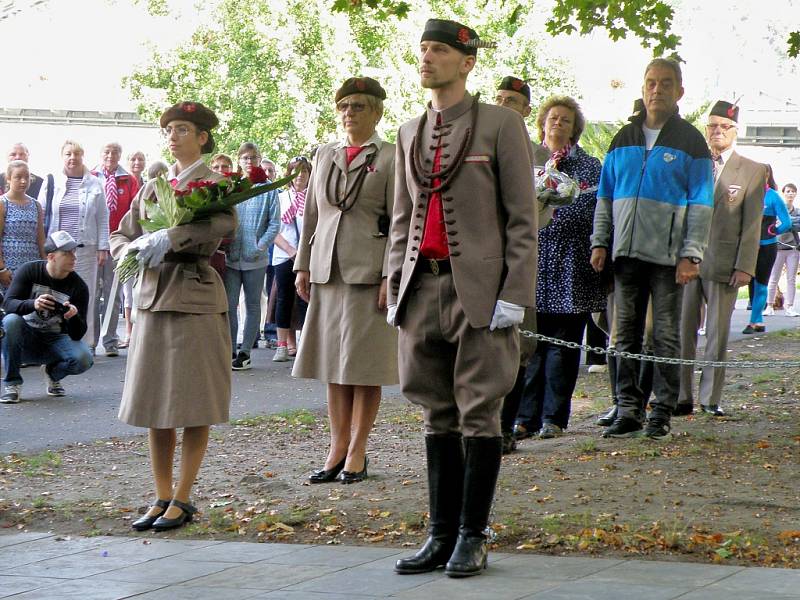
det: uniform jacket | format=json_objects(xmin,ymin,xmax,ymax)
[
  {"xmin": 295, "ymin": 135, "xmax": 395, "ymax": 285},
  {"xmin": 92, "ymin": 165, "xmax": 140, "ymax": 233},
  {"xmin": 387, "ymin": 92, "xmax": 538, "ymax": 328},
  {"xmin": 38, "ymin": 168, "xmax": 109, "ymax": 249},
  {"xmin": 700, "ymin": 150, "xmax": 765, "ymax": 282},
  {"xmin": 591, "ymin": 109, "xmax": 714, "ymax": 266},
  {"xmin": 109, "ymin": 159, "xmax": 236, "ymax": 314}
]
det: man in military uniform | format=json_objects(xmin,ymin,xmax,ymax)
[
  {"xmin": 678, "ymin": 100, "xmax": 765, "ymax": 416},
  {"xmin": 387, "ymin": 19, "xmax": 538, "ymax": 577}
]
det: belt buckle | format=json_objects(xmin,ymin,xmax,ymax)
[{"xmin": 428, "ymin": 259, "xmax": 439, "ymax": 275}]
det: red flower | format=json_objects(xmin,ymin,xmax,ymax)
[
  {"xmin": 726, "ymin": 106, "xmax": 736, "ymax": 118},
  {"xmin": 181, "ymin": 102, "xmax": 197, "ymax": 113},
  {"xmin": 186, "ymin": 179, "xmax": 216, "ymax": 191},
  {"xmin": 457, "ymin": 28, "xmax": 470, "ymax": 43},
  {"xmin": 169, "ymin": 178, "xmax": 179, "ymax": 188},
  {"xmin": 248, "ymin": 165, "xmax": 268, "ymax": 184}
]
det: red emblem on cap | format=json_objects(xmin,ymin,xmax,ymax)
[
  {"xmin": 457, "ymin": 28, "xmax": 470, "ymax": 43},
  {"xmin": 511, "ymin": 79, "xmax": 523, "ymax": 91},
  {"xmin": 355, "ymin": 79, "xmax": 366, "ymax": 91},
  {"xmin": 181, "ymin": 102, "xmax": 196, "ymax": 113},
  {"xmin": 726, "ymin": 106, "xmax": 735, "ymax": 118}
]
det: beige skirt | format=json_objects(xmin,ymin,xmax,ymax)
[
  {"xmin": 292, "ymin": 265, "xmax": 398, "ymax": 386},
  {"xmin": 119, "ymin": 309, "xmax": 232, "ymax": 428}
]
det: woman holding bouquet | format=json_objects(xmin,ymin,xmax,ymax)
[
  {"xmin": 110, "ymin": 102, "xmax": 236, "ymax": 531},
  {"xmin": 513, "ymin": 96, "xmax": 605, "ymax": 440},
  {"xmin": 293, "ymin": 77, "xmax": 398, "ymax": 484}
]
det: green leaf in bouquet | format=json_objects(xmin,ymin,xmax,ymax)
[
  {"xmin": 153, "ymin": 175, "xmax": 192, "ymax": 228},
  {"xmin": 192, "ymin": 173, "xmax": 296, "ymax": 218}
]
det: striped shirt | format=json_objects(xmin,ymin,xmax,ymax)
[{"xmin": 58, "ymin": 176, "xmax": 82, "ymax": 240}]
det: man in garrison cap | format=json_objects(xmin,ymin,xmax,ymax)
[
  {"xmin": 388, "ymin": 18, "xmax": 538, "ymax": 578},
  {"xmin": 677, "ymin": 100, "xmax": 765, "ymax": 416}
]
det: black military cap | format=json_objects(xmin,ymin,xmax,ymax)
[
  {"xmin": 420, "ymin": 18, "xmax": 494, "ymax": 56},
  {"xmin": 335, "ymin": 77, "xmax": 387, "ymax": 103},
  {"xmin": 709, "ymin": 100, "xmax": 739, "ymax": 123},
  {"xmin": 498, "ymin": 76, "xmax": 530, "ymax": 103},
  {"xmin": 159, "ymin": 101, "xmax": 219, "ymax": 154}
]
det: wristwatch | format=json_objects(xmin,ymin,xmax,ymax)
[{"xmin": 687, "ymin": 257, "xmax": 701, "ymax": 265}]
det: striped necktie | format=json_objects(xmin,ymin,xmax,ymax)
[{"xmin": 104, "ymin": 169, "xmax": 118, "ymax": 213}]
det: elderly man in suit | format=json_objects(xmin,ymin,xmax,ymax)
[
  {"xmin": 388, "ymin": 19, "xmax": 537, "ymax": 577},
  {"xmin": 0, "ymin": 143, "xmax": 45, "ymax": 198},
  {"xmin": 677, "ymin": 101, "xmax": 765, "ymax": 416}
]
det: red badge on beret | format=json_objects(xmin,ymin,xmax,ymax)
[
  {"xmin": 726, "ymin": 107, "xmax": 735, "ymax": 118},
  {"xmin": 355, "ymin": 79, "xmax": 366, "ymax": 91},
  {"xmin": 511, "ymin": 79, "xmax": 523, "ymax": 91},
  {"xmin": 457, "ymin": 28, "xmax": 470, "ymax": 43},
  {"xmin": 181, "ymin": 102, "xmax": 196, "ymax": 113}
]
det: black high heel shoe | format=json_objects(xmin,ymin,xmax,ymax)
[
  {"xmin": 131, "ymin": 499, "xmax": 170, "ymax": 531},
  {"xmin": 309, "ymin": 457, "xmax": 346, "ymax": 483},
  {"xmin": 338, "ymin": 456, "xmax": 368, "ymax": 484},
  {"xmin": 152, "ymin": 499, "xmax": 197, "ymax": 532}
]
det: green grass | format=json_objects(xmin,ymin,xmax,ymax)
[
  {"xmin": 8, "ymin": 451, "xmax": 63, "ymax": 477},
  {"xmin": 230, "ymin": 408, "xmax": 317, "ymax": 430},
  {"xmin": 576, "ymin": 438, "xmax": 599, "ymax": 454}
]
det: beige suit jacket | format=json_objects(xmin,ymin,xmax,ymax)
[
  {"xmin": 294, "ymin": 138, "xmax": 394, "ymax": 284},
  {"xmin": 700, "ymin": 151, "xmax": 765, "ymax": 283},
  {"xmin": 109, "ymin": 160, "xmax": 236, "ymax": 313},
  {"xmin": 387, "ymin": 92, "xmax": 538, "ymax": 328}
]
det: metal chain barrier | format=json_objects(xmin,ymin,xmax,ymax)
[{"xmin": 519, "ymin": 330, "xmax": 800, "ymax": 369}]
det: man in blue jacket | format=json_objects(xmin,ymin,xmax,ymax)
[{"xmin": 590, "ymin": 58, "xmax": 713, "ymax": 439}]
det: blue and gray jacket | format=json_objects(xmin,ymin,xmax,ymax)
[{"xmin": 591, "ymin": 109, "xmax": 714, "ymax": 267}]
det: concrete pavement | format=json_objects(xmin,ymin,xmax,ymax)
[{"xmin": 1, "ymin": 532, "xmax": 798, "ymax": 599}]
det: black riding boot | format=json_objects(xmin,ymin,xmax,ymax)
[
  {"xmin": 445, "ymin": 436, "xmax": 502, "ymax": 578},
  {"xmin": 395, "ymin": 434, "xmax": 464, "ymax": 574}
]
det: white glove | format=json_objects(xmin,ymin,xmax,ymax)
[
  {"xmin": 135, "ymin": 230, "xmax": 172, "ymax": 269},
  {"xmin": 490, "ymin": 300, "xmax": 525, "ymax": 331},
  {"xmin": 126, "ymin": 235, "xmax": 150, "ymax": 255},
  {"xmin": 386, "ymin": 304, "xmax": 398, "ymax": 327}
]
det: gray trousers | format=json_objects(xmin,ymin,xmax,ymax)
[
  {"xmin": 94, "ymin": 257, "xmax": 120, "ymax": 350},
  {"xmin": 398, "ymin": 271, "xmax": 519, "ymax": 437},
  {"xmin": 679, "ymin": 278, "xmax": 738, "ymax": 408}
]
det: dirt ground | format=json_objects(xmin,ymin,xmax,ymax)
[{"xmin": 2, "ymin": 330, "xmax": 800, "ymax": 569}]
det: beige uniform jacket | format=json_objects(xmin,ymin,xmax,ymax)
[
  {"xmin": 387, "ymin": 92, "xmax": 538, "ymax": 328},
  {"xmin": 109, "ymin": 160, "xmax": 236, "ymax": 313},
  {"xmin": 700, "ymin": 151, "xmax": 765, "ymax": 283},
  {"xmin": 294, "ymin": 138, "xmax": 394, "ymax": 284}
]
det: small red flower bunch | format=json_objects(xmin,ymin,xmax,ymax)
[{"xmin": 457, "ymin": 28, "xmax": 470, "ymax": 43}]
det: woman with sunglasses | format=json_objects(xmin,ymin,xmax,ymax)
[
  {"xmin": 110, "ymin": 102, "xmax": 236, "ymax": 531},
  {"xmin": 293, "ymin": 77, "xmax": 398, "ymax": 484}
]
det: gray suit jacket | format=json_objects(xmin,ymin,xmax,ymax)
[{"xmin": 700, "ymin": 151, "xmax": 765, "ymax": 282}]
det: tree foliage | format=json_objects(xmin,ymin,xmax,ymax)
[{"xmin": 125, "ymin": 0, "xmax": 576, "ymax": 165}]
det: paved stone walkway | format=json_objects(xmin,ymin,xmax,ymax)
[{"xmin": 1, "ymin": 532, "xmax": 799, "ymax": 599}]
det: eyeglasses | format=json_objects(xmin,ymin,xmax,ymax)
[
  {"xmin": 160, "ymin": 125, "xmax": 195, "ymax": 138},
  {"xmin": 706, "ymin": 123, "xmax": 736, "ymax": 132},
  {"xmin": 495, "ymin": 95, "xmax": 523, "ymax": 106},
  {"xmin": 239, "ymin": 154, "xmax": 260, "ymax": 163},
  {"xmin": 336, "ymin": 101, "xmax": 367, "ymax": 113}
]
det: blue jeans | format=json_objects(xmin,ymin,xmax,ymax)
[
  {"xmin": 2, "ymin": 314, "xmax": 93, "ymax": 384},
  {"xmin": 224, "ymin": 266, "xmax": 267, "ymax": 356},
  {"xmin": 516, "ymin": 312, "xmax": 588, "ymax": 431},
  {"xmin": 614, "ymin": 257, "xmax": 682, "ymax": 421}
]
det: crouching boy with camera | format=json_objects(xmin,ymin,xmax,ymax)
[{"xmin": 1, "ymin": 231, "xmax": 93, "ymax": 403}]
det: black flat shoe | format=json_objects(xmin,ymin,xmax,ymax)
[
  {"xmin": 152, "ymin": 499, "xmax": 197, "ymax": 532},
  {"xmin": 596, "ymin": 405, "xmax": 618, "ymax": 427},
  {"xmin": 673, "ymin": 403, "xmax": 694, "ymax": 416},
  {"xmin": 338, "ymin": 456, "xmax": 368, "ymax": 484},
  {"xmin": 309, "ymin": 457, "xmax": 346, "ymax": 483},
  {"xmin": 131, "ymin": 498, "xmax": 170, "ymax": 531}
]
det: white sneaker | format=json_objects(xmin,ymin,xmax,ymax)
[
  {"xmin": 0, "ymin": 384, "xmax": 21, "ymax": 403},
  {"xmin": 587, "ymin": 364, "xmax": 607, "ymax": 374},
  {"xmin": 41, "ymin": 365, "xmax": 65, "ymax": 396},
  {"xmin": 786, "ymin": 308, "xmax": 799, "ymax": 317},
  {"xmin": 764, "ymin": 306, "xmax": 775, "ymax": 316},
  {"xmin": 273, "ymin": 346, "xmax": 289, "ymax": 362}
]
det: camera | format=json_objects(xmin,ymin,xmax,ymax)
[{"xmin": 50, "ymin": 301, "xmax": 69, "ymax": 317}]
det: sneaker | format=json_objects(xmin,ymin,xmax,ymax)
[
  {"xmin": 643, "ymin": 418, "xmax": 672, "ymax": 440},
  {"xmin": 764, "ymin": 306, "xmax": 775, "ymax": 316},
  {"xmin": 42, "ymin": 366, "xmax": 65, "ymax": 396},
  {"xmin": 603, "ymin": 416, "xmax": 643, "ymax": 438},
  {"xmin": 0, "ymin": 384, "xmax": 21, "ymax": 403},
  {"xmin": 587, "ymin": 364, "xmax": 607, "ymax": 374},
  {"xmin": 105, "ymin": 346, "xmax": 119, "ymax": 357},
  {"xmin": 539, "ymin": 423, "xmax": 563, "ymax": 439},
  {"xmin": 273, "ymin": 345, "xmax": 289, "ymax": 362},
  {"xmin": 697, "ymin": 327, "xmax": 706, "ymax": 336},
  {"xmin": 786, "ymin": 308, "xmax": 799, "ymax": 317},
  {"xmin": 231, "ymin": 352, "xmax": 252, "ymax": 371}
]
